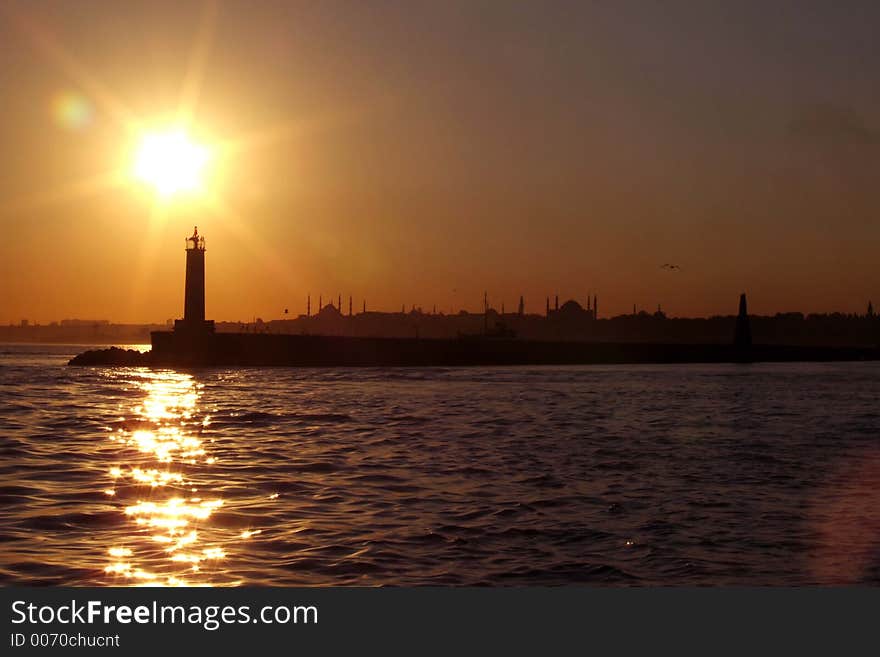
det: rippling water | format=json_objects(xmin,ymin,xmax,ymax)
[{"xmin": 1, "ymin": 343, "xmax": 879, "ymax": 586}]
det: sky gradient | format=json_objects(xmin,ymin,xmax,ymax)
[{"xmin": 1, "ymin": 0, "xmax": 878, "ymax": 323}]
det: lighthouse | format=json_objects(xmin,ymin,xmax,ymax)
[{"xmin": 175, "ymin": 226, "xmax": 214, "ymax": 334}]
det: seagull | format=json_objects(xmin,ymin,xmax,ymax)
[{"xmin": 660, "ymin": 263, "xmax": 682, "ymax": 271}]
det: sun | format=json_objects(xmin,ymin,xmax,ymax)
[{"xmin": 133, "ymin": 129, "xmax": 211, "ymax": 198}]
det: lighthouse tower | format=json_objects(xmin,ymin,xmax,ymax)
[{"xmin": 174, "ymin": 226, "xmax": 214, "ymax": 334}]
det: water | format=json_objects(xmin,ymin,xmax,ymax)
[{"xmin": 1, "ymin": 343, "xmax": 878, "ymax": 586}]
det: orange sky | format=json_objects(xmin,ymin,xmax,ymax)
[{"xmin": 1, "ymin": 1, "xmax": 878, "ymax": 324}]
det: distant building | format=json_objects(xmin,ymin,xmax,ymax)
[
  {"xmin": 547, "ymin": 298, "xmax": 597, "ymax": 321},
  {"xmin": 317, "ymin": 303, "xmax": 343, "ymax": 320},
  {"xmin": 60, "ymin": 319, "xmax": 110, "ymax": 327},
  {"xmin": 556, "ymin": 299, "xmax": 587, "ymax": 318}
]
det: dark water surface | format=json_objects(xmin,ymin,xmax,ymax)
[{"xmin": 1, "ymin": 343, "xmax": 878, "ymax": 586}]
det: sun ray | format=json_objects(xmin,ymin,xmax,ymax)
[
  {"xmin": 214, "ymin": 100, "xmax": 389, "ymax": 159},
  {"xmin": 196, "ymin": 192, "xmax": 299, "ymax": 287},
  {"xmin": 0, "ymin": 169, "xmax": 128, "ymax": 218},
  {"xmin": 126, "ymin": 202, "xmax": 172, "ymax": 321},
  {"xmin": 176, "ymin": 0, "xmax": 219, "ymax": 127},
  {"xmin": 214, "ymin": 117, "xmax": 314, "ymax": 158}
]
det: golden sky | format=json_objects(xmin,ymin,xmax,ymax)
[{"xmin": 1, "ymin": 1, "xmax": 878, "ymax": 323}]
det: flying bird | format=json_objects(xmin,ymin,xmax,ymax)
[{"xmin": 660, "ymin": 263, "xmax": 682, "ymax": 271}]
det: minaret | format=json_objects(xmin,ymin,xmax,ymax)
[
  {"xmin": 349, "ymin": 296, "xmax": 352, "ymax": 316},
  {"xmin": 555, "ymin": 295, "xmax": 559, "ymax": 312},
  {"xmin": 518, "ymin": 295, "xmax": 524, "ymax": 316},
  {"xmin": 546, "ymin": 297, "xmax": 550, "ymax": 317},
  {"xmin": 593, "ymin": 295, "xmax": 598, "ymax": 319},
  {"xmin": 307, "ymin": 295, "xmax": 311, "ymax": 317},
  {"xmin": 363, "ymin": 300, "xmax": 366, "ymax": 314},
  {"xmin": 338, "ymin": 294, "xmax": 342, "ymax": 311}
]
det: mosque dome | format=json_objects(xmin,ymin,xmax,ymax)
[{"xmin": 558, "ymin": 300, "xmax": 584, "ymax": 314}]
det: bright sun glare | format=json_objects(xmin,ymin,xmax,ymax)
[{"xmin": 133, "ymin": 129, "xmax": 210, "ymax": 198}]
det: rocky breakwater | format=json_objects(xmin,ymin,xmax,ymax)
[{"xmin": 68, "ymin": 347, "xmax": 154, "ymax": 366}]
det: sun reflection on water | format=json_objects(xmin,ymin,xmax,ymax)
[{"xmin": 100, "ymin": 370, "xmax": 248, "ymax": 587}]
